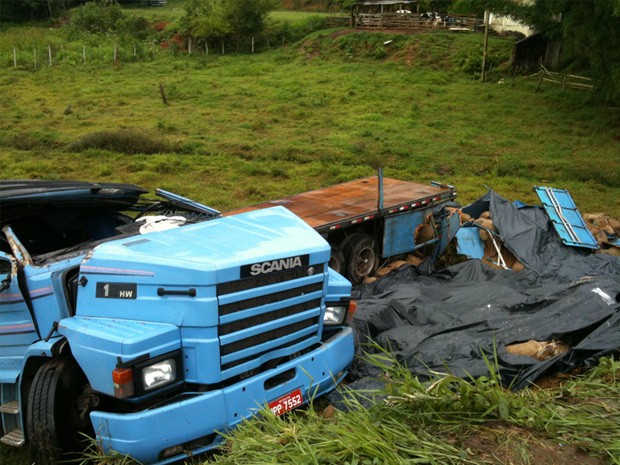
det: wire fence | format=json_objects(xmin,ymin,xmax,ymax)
[{"xmin": 0, "ymin": 35, "xmax": 291, "ymax": 70}]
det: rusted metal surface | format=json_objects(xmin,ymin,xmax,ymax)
[{"xmin": 227, "ymin": 177, "xmax": 455, "ymax": 232}]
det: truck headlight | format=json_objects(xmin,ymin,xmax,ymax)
[
  {"xmin": 324, "ymin": 305, "xmax": 348, "ymax": 326},
  {"xmin": 142, "ymin": 359, "xmax": 177, "ymax": 391},
  {"xmin": 113, "ymin": 350, "xmax": 182, "ymax": 399},
  {"xmin": 323, "ymin": 300, "xmax": 357, "ymax": 326}
]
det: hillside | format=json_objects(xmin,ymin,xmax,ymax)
[{"xmin": 0, "ymin": 28, "xmax": 618, "ymax": 217}]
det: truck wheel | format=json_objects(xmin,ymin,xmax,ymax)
[
  {"xmin": 343, "ymin": 234, "xmax": 378, "ymax": 285},
  {"xmin": 26, "ymin": 357, "xmax": 93, "ymax": 465},
  {"xmin": 328, "ymin": 244, "xmax": 345, "ymax": 274}
]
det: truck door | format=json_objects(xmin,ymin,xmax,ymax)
[
  {"xmin": 0, "ymin": 252, "xmax": 39, "ymax": 375},
  {"xmin": 0, "ymin": 252, "xmax": 38, "ymax": 444}
]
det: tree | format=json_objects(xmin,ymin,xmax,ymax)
[
  {"xmin": 183, "ymin": 0, "xmax": 231, "ymax": 45},
  {"xmin": 70, "ymin": 0, "xmax": 125, "ymax": 34},
  {"xmin": 449, "ymin": 0, "xmax": 619, "ymax": 102},
  {"xmin": 0, "ymin": 0, "xmax": 71, "ymax": 22},
  {"xmin": 450, "ymin": 0, "xmax": 519, "ymax": 17},
  {"xmin": 225, "ymin": 0, "xmax": 277, "ymax": 37},
  {"xmin": 518, "ymin": 0, "xmax": 620, "ymax": 102},
  {"xmin": 182, "ymin": 0, "xmax": 276, "ymax": 48}
]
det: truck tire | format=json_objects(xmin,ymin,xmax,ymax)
[
  {"xmin": 26, "ymin": 357, "xmax": 93, "ymax": 465},
  {"xmin": 328, "ymin": 243, "xmax": 345, "ymax": 274},
  {"xmin": 343, "ymin": 233, "xmax": 379, "ymax": 285}
]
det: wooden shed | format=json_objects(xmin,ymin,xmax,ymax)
[
  {"xmin": 355, "ymin": 0, "xmax": 419, "ymax": 15},
  {"xmin": 352, "ymin": 0, "xmax": 479, "ymax": 32}
]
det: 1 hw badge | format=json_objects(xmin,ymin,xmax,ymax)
[{"xmin": 96, "ymin": 282, "xmax": 137, "ymax": 299}]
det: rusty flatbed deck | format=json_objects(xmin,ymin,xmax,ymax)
[{"xmin": 226, "ymin": 177, "xmax": 455, "ymax": 233}]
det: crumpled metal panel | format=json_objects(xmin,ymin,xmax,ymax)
[{"xmin": 535, "ymin": 186, "xmax": 598, "ymax": 249}]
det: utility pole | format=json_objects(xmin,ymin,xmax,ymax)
[{"xmin": 481, "ymin": 10, "xmax": 490, "ymax": 83}]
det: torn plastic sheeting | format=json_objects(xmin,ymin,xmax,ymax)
[
  {"xmin": 348, "ymin": 191, "xmax": 620, "ymax": 391},
  {"xmin": 488, "ymin": 191, "xmax": 618, "ymax": 281}
]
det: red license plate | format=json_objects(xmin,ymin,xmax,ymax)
[{"xmin": 268, "ymin": 388, "xmax": 303, "ymax": 416}]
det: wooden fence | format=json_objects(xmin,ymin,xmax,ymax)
[
  {"xmin": 535, "ymin": 65, "xmax": 595, "ymax": 92},
  {"xmin": 329, "ymin": 15, "xmax": 351, "ymax": 28},
  {"xmin": 354, "ymin": 13, "xmax": 480, "ymax": 32}
]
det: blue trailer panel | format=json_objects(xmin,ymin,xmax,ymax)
[{"xmin": 534, "ymin": 186, "xmax": 598, "ymax": 249}]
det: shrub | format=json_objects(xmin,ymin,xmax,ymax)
[
  {"xmin": 2, "ymin": 130, "xmax": 61, "ymax": 151},
  {"xmin": 70, "ymin": 0, "xmax": 152, "ymax": 41},
  {"xmin": 70, "ymin": 0, "xmax": 126, "ymax": 35},
  {"xmin": 68, "ymin": 129, "xmax": 174, "ymax": 155}
]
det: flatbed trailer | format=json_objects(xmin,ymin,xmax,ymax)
[{"xmin": 227, "ymin": 176, "xmax": 458, "ymax": 283}]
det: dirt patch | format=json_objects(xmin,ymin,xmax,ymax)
[
  {"xmin": 460, "ymin": 424, "xmax": 606, "ymax": 465},
  {"xmin": 326, "ymin": 28, "xmax": 361, "ymax": 39},
  {"xmin": 531, "ymin": 370, "xmax": 583, "ymax": 390},
  {"xmin": 326, "ymin": 28, "xmax": 424, "ymax": 39}
]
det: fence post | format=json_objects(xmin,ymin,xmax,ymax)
[
  {"xmin": 114, "ymin": 44, "xmax": 118, "ymax": 64},
  {"xmin": 251, "ymin": 36, "xmax": 255, "ymax": 53},
  {"xmin": 536, "ymin": 67, "xmax": 545, "ymax": 92},
  {"xmin": 159, "ymin": 83, "xmax": 168, "ymax": 105},
  {"xmin": 33, "ymin": 49, "xmax": 37, "ymax": 69},
  {"xmin": 188, "ymin": 38, "xmax": 192, "ymax": 55},
  {"xmin": 13, "ymin": 47, "xmax": 17, "ymax": 68},
  {"xmin": 205, "ymin": 41, "xmax": 209, "ymax": 55},
  {"xmin": 48, "ymin": 45, "xmax": 52, "ymax": 66},
  {"xmin": 221, "ymin": 40, "xmax": 225, "ymax": 55}
]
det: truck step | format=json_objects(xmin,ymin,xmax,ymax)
[
  {"xmin": 1, "ymin": 428, "xmax": 24, "ymax": 447},
  {"xmin": 0, "ymin": 400, "xmax": 20, "ymax": 415}
]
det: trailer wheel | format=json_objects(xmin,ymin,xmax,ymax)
[
  {"xmin": 26, "ymin": 357, "xmax": 94, "ymax": 465},
  {"xmin": 328, "ymin": 244, "xmax": 345, "ymax": 274},
  {"xmin": 343, "ymin": 234, "xmax": 379, "ymax": 285}
]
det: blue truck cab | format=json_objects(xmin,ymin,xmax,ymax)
[{"xmin": 0, "ymin": 180, "xmax": 355, "ymax": 464}]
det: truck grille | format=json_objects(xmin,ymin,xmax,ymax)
[{"xmin": 216, "ymin": 264, "xmax": 325, "ymax": 377}]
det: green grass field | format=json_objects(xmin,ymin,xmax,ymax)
[{"xmin": 0, "ymin": 29, "xmax": 618, "ymax": 216}]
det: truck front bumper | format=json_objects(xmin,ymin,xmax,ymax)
[{"xmin": 90, "ymin": 326, "xmax": 354, "ymax": 464}]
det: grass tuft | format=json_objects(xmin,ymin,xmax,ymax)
[
  {"xmin": 206, "ymin": 354, "xmax": 620, "ymax": 465},
  {"xmin": 67, "ymin": 129, "xmax": 174, "ymax": 155}
]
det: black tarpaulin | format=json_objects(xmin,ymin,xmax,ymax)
[{"xmin": 349, "ymin": 191, "xmax": 620, "ymax": 390}]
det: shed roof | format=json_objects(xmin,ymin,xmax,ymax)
[{"xmin": 357, "ymin": 0, "xmax": 418, "ymax": 5}]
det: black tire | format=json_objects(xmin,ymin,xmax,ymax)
[
  {"xmin": 343, "ymin": 233, "xmax": 379, "ymax": 285},
  {"xmin": 27, "ymin": 357, "xmax": 93, "ymax": 465},
  {"xmin": 328, "ymin": 243, "xmax": 345, "ymax": 274}
]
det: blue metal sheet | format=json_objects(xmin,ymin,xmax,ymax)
[
  {"xmin": 534, "ymin": 186, "xmax": 598, "ymax": 250},
  {"xmin": 383, "ymin": 211, "xmax": 426, "ymax": 257},
  {"xmin": 455, "ymin": 227, "xmax": 484, "ymax": 259},
  {"xmin": 433, "ymin": 210, "xmax": 462, "ymax": 261}
]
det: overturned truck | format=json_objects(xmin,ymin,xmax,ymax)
[{"xmin": 0, "ymin": 180, "xmax": 355, "ymax": 464}]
